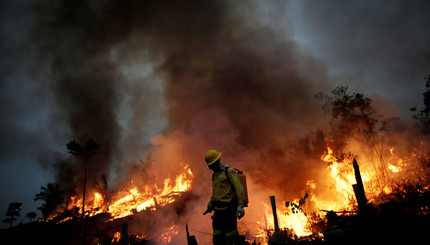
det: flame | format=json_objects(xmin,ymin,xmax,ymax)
[
  {"xmin": 263, "ymin": 144, "xmax": 429, "ymax": 239},
  {"xmin": 108, "ymin": 163, "xmax": 194, "ymax": 219},
  {"xmin": 111, "ymin": 231, "xmax": 121, "ymax": 244},
  {"xmin": 387, "ymin": 164, "xmax": 401, "ymax": 173},
  {"xmin": 259, "ymin": 145, "xmax": 404, "ymax": 238},
  {"xmin": 55, "ymin": 163, "xmax": 194, "ymax": 223},
  {"xmin": 263, "ymin": 202, "xmax": 313, "ymax": 237},
  {"xmin": 48, "ymin": 142, "xmax": 429, "ymax": 243},
  {"xmin": 319, "ymin": 147, "xmax": 356, "ymax": 211},
  {"xmin": 157, "ymin": 225, "xmax": 179, "ymax": 245}
]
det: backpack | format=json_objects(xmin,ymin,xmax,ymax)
[{"xmin": 225, "ymin": 167, "xmax": 249, "ymax": 207}]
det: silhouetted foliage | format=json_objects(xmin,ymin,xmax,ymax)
[
  {"xmin": 317, "ymin": 86, "xmax": 381, "ymax": 150},
  {"xmin": 66, "ymin": 138, "xmax": 100, "ymax": 244},
  {"xmin": 34, "ymin": 183, "xmax": 65, "ymax": 220},
  {"xmin": 67, "ymin": 138, "xmax": 100, "ymax": 158},
  {"xmin": 26, "ymin": 212, "xmax": 37, "ymax": 222},
  {"xmin": 410, "ymin": 74, "xmax": 430, "ymax": 131},
  {"xmin": 2, "ymin": 202, "xmax": 22, "ymax": 228}
]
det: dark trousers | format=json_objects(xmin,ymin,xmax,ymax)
[{"xmin": 212, "ymin": 202, "xmax": 247, "ymax": 245}]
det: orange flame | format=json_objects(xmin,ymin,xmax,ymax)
[{"xmin": 55, "ymin": 163, "xmax": 194, "ymax": 224}]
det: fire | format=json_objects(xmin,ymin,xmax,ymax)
[
  {"xmin": 157, "ymin": 225, "xmax": 179, "ymax": 245},
  {"xmin": 263, "ymin": 202, "xmax": 313, "ymax": 237},
  {"xmin": 47, "ymin": 142, "xmax": 429, "ymax": 243},
  {"xmin": 260, "ymin": 145, "xmax": 395, "ymax": 238},
  {"xmin": 387, "ymin": 164, "xmax": 401, "ymax": 173},
  {"xmin": 111, "ymin": 231, "xmax": 121, "ymax": 244},
  {"xmin": 56, "ymin": 163, "xmax": 194, "ymax": 222},
  {"xmin": 260, "ymin": 143, "xmax": 429, "ymax": 240},
  {"xmin": 319, "ymin": 147, "xmax": 356, "ymax": 211},
  {"xmin": 108, "ymin": 163, "xmax": 194, "ymax": 219}
]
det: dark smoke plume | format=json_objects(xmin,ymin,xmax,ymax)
[
  {"xmin": 32, "ymin": 0, "xmax": 329, "ymax": 196},
  {"xmin": 30, "ymin": 0, "xmax": 336, "ymax": 242}
]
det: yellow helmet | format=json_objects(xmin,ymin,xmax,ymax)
[{"xmin": 205, "ymin": 149, "xmax": 222, "ymax": 166}]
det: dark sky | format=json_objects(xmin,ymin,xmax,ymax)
[{"xmin": 1, "ymin": 0, "xmax": 429, "ymax": 228}]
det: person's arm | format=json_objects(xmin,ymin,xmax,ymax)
[
  {"xmin": 227, "ymin": 168, "xmax": 245, "ymax": 205},
  {"xmin": 227, "ymin": 168, "xmax": 246, "ymax": 218}
]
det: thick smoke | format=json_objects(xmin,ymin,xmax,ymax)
[
  {"xmin": 16, "ymin": 0, "xmax": 430, "ymax": 242},
  {"xmin": 28, "ymin": 0, "xmax": 363, "ymax": 242},
  {"xmin": 32, "ymin": 0, "xmax": 328, "ymax": 193}
]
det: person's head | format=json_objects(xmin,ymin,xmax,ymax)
[{"xmin": 205, "ymin": 149, "xmax": 222, "ymax": 172}]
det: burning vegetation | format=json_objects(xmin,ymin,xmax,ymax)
[
  {"xmin": 2, "ymin": 0, "xmax": 430, "ymax": 244},
  {"xmin": 4, "ymin": 82, "xmax": 430, "ymax": 244}
]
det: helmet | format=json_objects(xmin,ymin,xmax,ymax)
[{"xmin": 205, "ymin": 149, "xmax": 222, "ymax": 166}]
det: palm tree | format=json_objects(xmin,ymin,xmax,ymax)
[
  {"xmin": 34, "ymin": 183, "xmax": 64, "ymax": 221},
  {"xmin": 67, "ymin": 138, "xmax": 100, "ymax": 245}
]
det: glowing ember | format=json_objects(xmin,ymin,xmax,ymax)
[
  {"xmin": 157, "ymin": 225, "xmax": 179, "ymax": 245},
  {"xmin": 111, "ymin": 231, "xmax": 121, "ymax": 244},
  {"xmin": 387, "ymin": 164, "xmax": 401, "ymax": 173}
]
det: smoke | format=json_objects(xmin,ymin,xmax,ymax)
[
  {"xmin": 289, "ymin": 0, "xmax": 430, "ymax": 117},
  {"xmin": 26, "ymin": 0, "xmax": 336, "ymax": 241},
  {"xmin": 26, "ymin": 0, "xmax": 430, "ymax": 243}
]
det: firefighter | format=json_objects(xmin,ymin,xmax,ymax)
[{"xmin": 204, "ymin": 149, "xmax": 248, "ymax": 245}]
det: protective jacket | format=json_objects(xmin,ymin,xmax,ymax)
[{"xmin": 211, "ymin": 164, "xmax": 245, "ymax": 210}]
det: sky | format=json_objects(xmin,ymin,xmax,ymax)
[{"xmin": 0, "ymin": 0, "xmax": 429, "ymax": 228}]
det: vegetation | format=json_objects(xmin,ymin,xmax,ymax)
[
  {"xmin": 2, "ymin": 202, "xmax": 22, "ymax": 228},
  {"xmin": 411, "ymin": 75, "xmax": 430, "ymax": 131},
  {"xmin": 66, "ymin": 138, "xmax": 100, "ymax": 222},
  {"xmin": 2, "ymin": 80, "xmax": 430, "ymax": 244},
  {"xmin": 26, "ymin": 212, "xmax": 37, "ymax": 222},
  {"xmin": 34, "ymin": 183, "xmax": 65, "ymax": 221},
  {"xmin": 316, "ymin": 86, "xmax": 381, "ymax": 151}
]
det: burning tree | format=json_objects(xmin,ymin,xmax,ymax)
[
  {"xmin": 66, "ymin": 138, "xmax": 100, "ymax": 220},
  {"xmin": 66, "ymin": 138, "xmax": 100, "ymax": 244}
]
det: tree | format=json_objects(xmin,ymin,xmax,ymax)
[
  {"xmin": 67, "ymin": 138, "xmax": 100, "ymax": 245},
  {"xmin": 317, "ymin": 86, "xmax": 381, "ymax": 150},
  {"xmin": 2, "ymin": 202, "xmax": 22, "ymax": 228},
  {"xmin": 26, "ymin": 212, "xmax": 37, "ymax": 222},
  {"xmin": 66, "ymin": 138, "xmax": 100, "ymax": 219},
  {"xmin": 411, "ymin": 74, "xmax": 430, "ymax": 131},
  {"xmin": 34, "ymin": 183, "xmax": 65, "ymax": 221}
]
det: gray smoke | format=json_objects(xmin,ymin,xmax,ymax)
[
  {"xmin": 28, "ymin": 0, "xmax": 330, "ymax": 194},
  {"xmin": 288, "ymin": 0, "xmax": 430, "ymax": 116},
  {"xmin": 2, "ymin": 0, "xmax": 429, "ymax": 239}
]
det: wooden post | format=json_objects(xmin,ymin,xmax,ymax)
[
  {"xmin": 186, "ymin": 223, "xmax": 198, "ymax": 245},
  {"xmin": 353, "ymin": 158, "xmax": 368, "ymax": 214},
  {"xmin": 121, "ymin": 223, "xmax": 128, "ymax": 245},
  {"xmin": 269, "ymin": 196, "xmax": 280, "ymax": 234}
]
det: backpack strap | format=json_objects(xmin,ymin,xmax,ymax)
[
  {"xmin": 224, "ymin": 167, "xmax": 242, "ymax": 185},
  {"xmin": 225, "ymin": 167, "xmax": 232, "ymax": 186}
]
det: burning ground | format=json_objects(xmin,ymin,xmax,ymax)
[{"xmin": 1, "ymin": 0, "xmax": 430, "ymax": 244}]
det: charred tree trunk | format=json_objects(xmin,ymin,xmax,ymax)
[
  {"xmin": 353, "ymin": 158, "xmax": 368, "ymax": 214},
  {"xmin": 270, "ymin": 196, "xmax": 280, "ymax": 235},
  {"xmin": 79, "ymin": 158, "xmax": 88, "ymax": 245}
]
